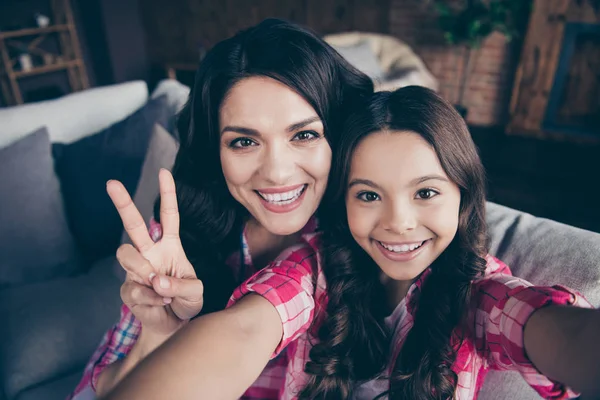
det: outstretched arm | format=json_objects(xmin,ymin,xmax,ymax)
[
  {"xmin": 102, "ymin": 293, "xmax": 283, "ymax": 400},
  {"xmin": 524, "ymin": 305, "xmax": 600, "ymax": 398}
]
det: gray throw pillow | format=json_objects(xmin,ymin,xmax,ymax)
[{"xmin": 0, "ymin": 127, "xmax": 80, "ymax": 287}]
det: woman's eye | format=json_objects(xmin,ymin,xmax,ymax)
[
  {"xmin": 357, "ymin": 191, "xmax": 380, "ymax": 202},
  {"xmin": 230, "ymin": 138, "xmax": 257, "ymax": 148},
  {"xmin": 416, "ymin": 189, "xmax": 439, "ymax": 199},
  {"xmin": 292, "ymin": 130, "xmax": 320, "ymax": 141}
]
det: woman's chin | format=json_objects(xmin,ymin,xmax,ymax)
[{"xmin": 257, "ymin": 214, "xmax": 312, "ymax": 237}]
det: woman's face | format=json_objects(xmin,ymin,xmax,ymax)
[
  {"xmin": 219, "ymin": 76, "xmax": 332, "ymax": 236},
  {"xmin": 345, "ymin": 130, "xmax": 461, "ymax": 285}
]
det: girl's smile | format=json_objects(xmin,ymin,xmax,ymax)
[{"xmin": 374, "ymin": 238, "xmax": 432, "ymax": 262}]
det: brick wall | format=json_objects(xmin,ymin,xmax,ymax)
[{"xmin": 389, "ymin": 0, "xmax": 521, "ymax": 126}]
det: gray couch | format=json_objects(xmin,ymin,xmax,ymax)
[
  {"xmin": 1, "ymin": 84, "xmax": 598, "ymax": 400},
  {"xmin": 0, "ymin": 81, "xmax": 183, "ymax": 400}
]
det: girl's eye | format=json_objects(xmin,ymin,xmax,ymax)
[
  {"xmin": 357, "ymin": 191, "xmax": 380, "ymax": 202},
  {"xmin": 416, "ymin": 189, "xmax": 439, "ymax": 199},
  {"xmin": 230, "ymin": 138, "xmax": 257, "ymax": 148},
  {"xmin": 292, "ymin": 130, "xmax": 320, "ymax": 141}
]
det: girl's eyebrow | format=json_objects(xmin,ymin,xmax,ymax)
[
  {"xmin": 348, "ymin": 175, "xmax": 449, "ymax": 190},
  {"xmin": 348, "ymin": 178, "xmax": 382, "ymax": 190},
  {"xmin": 411, "ymin": 175, "xmax": 449, "ymax": 185}
]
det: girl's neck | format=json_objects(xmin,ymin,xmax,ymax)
[
  {"xmin": 245, "ymin": 218, "xmax": 302, "ymax": 269},
  {"xmin": 380, "ymin": 274, "xmax": 414, "ymax": 313}
]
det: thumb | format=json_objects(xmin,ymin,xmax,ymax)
[{"xmin": 152, "ymin": 275, "xmax": 204, "ymax": 303}]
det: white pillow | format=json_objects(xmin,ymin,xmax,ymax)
[
  {"xmin": 151, "ymin": 79, "xmax": 190, "ymax": 115},
  {"xmin": 332, "ymin": 41, "xmax": 385, "ymax": 81},
  {"xmin": 0, "ymin": 81, "xmax": 149, "ymax": 149}
]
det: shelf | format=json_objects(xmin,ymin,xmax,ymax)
[
  {"xmin": 13, "ymin": 60, "xmax": 80, "ymax": 78},
  {"xmin": 0, "ymin": 25, "xmax": 70, "ymax": 40}
]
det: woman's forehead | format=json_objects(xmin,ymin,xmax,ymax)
[{"xmin": 219, "ymin": 76, "xmax": 321, "ymax": 134}]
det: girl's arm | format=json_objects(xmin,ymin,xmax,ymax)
[
  {"xmin": 524, "ymin": 305, "xmax": 600, "ymax": 398},
  {"xmin": 102, "ymin": 293, "xmax": 282, "ymax": 400},
  {"xmin": 472, "ymin": 256, "xmax": 595, "ymax": 399}
]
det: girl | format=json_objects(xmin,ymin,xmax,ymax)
[
  {"xmin": 69, "ymin": 18, "xmax": 373, "ymax": 399},
  {"xmin": 302, "ymin": 86, "xmax": 600, "ymax": 399}
]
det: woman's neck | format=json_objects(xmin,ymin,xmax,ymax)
[{"xmin": 245, "ymin": 218, "xmax": 302, "ymax": 269}]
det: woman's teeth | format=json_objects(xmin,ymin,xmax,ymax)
[
  {"xmin": 258, "ymin": 185, "xmax": 305, "ymax": 204},
  {"xmin": 380, "ymin": 241, "xmax": 425, "ymax": 253}
]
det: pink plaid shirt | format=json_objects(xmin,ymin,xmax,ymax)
[
  {"xmin": 226, "ymin": 244, "xmax": 591, "ymax": 400},
  {"xmin": 69, "ymin": 220, "xmax": 590, "ymax": 400},
  {"xmin": 68, "ymin": 217, "xmax": 318, "ymax": 400}
]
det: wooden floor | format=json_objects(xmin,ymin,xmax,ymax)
[{"xmin": 470, "ymin": 126, "xmax": 600, "ymax": 234}]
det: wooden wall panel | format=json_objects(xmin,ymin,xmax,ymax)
[
  {"xmin": 508, "ymin": 0, "xmax": 600, "ymax": 139},
  {"xmin": 140, "ymin": 0, "xmax": 389, "ymax": 65},
  {"xmin": 508, "ymin": 0, "xmax": 571, "ymax": 136},
  {"xmin": 556, "ymin": 34, "xmax": 600, "ymax": 128},
  {"xmin": 352, "ymin": 0, "xmax": 390, "ymax": 33}
]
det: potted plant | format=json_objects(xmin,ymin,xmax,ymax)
[{"xmin": 432, "ymin": 0, "xmax": 531, "ymax": 118}]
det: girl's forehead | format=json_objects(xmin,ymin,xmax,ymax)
[{"xmin": 349, "ymin": 131, "xmax": 446, "ymax": 182}]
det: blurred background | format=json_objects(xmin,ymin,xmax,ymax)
[
  {"xmin": 2, "ymin": 0, "xmax": 599, "ymax": 233},
  {"xmin": 0, "ymin": 2, "xmax": 599, "ymax": 400}
]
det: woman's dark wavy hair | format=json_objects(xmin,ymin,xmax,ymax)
[
  {"xmin": 155, "ymin": 19, "xmax": 373, "ymax": 314},
  {"xmin": 302, "ymin": 86, "xmax": 488, "ymax": 399}
]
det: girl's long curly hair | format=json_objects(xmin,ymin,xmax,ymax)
[{"xmin": 302, "ymin": 86, "xmax": 488, "ymax": 399}]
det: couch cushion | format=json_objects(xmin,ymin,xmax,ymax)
[
  {"xmin": 0, "ymin": 127, "xmax": 80, "ymax": 287},
  {"xmin": 53, "ymin": 95, "xmax": 171, "ymax": 263},
  {"xmin": 0, "ymin": 256, "xmax": 122, "ymax": 400},
  {"xmin": 150, "ymin": 79, "xmax": 190, "ymax": 136},
  {"xmin": 150, "ymin": 79, "xmax": 190, "ymax": 114},
  {"xmin": 15, "ymin": 371, "xmax": 82, "ymax": 400},
  {"xmin": 480, "ymin": 201, "xmax": 600, "ymax": 400},
  {"xmin": 0, "ymin": 81, "xmax": 149, "ymax": 149}
]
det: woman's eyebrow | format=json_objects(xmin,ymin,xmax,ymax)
[
  {"xmin": 221, "ymin": 116, "xmax": 321, "ymax": 136},
  {"xmin": 220, "ymin": 126, "xmax": 259, "ymax": 136},
  {"xmin": 286, "ymin": 116, "xmax": 321, "ymax": 132}
]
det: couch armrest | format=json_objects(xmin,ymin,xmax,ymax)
[{"xmin": 486, "ymin": 201, "xmax": 600, "ymax": 307}]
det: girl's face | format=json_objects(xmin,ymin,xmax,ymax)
[
  {"xmin": 219, "ymin": 76, "xmax": 332, "ymax": 236},
  {"xmin": 346, "ymin": 130, "xmax": 461, "ymax": 285}
]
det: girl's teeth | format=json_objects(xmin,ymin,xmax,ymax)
[
  {"xmin": 381, "ymin": 241, "xmax": 424, "ymax": 253},
  {"xmin": 259, "ymin": 186, "xmax": 305, "ymax": 204}
]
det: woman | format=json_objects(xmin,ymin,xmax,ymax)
[{"xmin": 69, "ymin": 18, "xmax": 373, "ymax": 399}]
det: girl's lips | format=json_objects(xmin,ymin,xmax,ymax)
[{"xmin": 375, "ymin": 238, "xmax": 431, "ymax": 262}]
